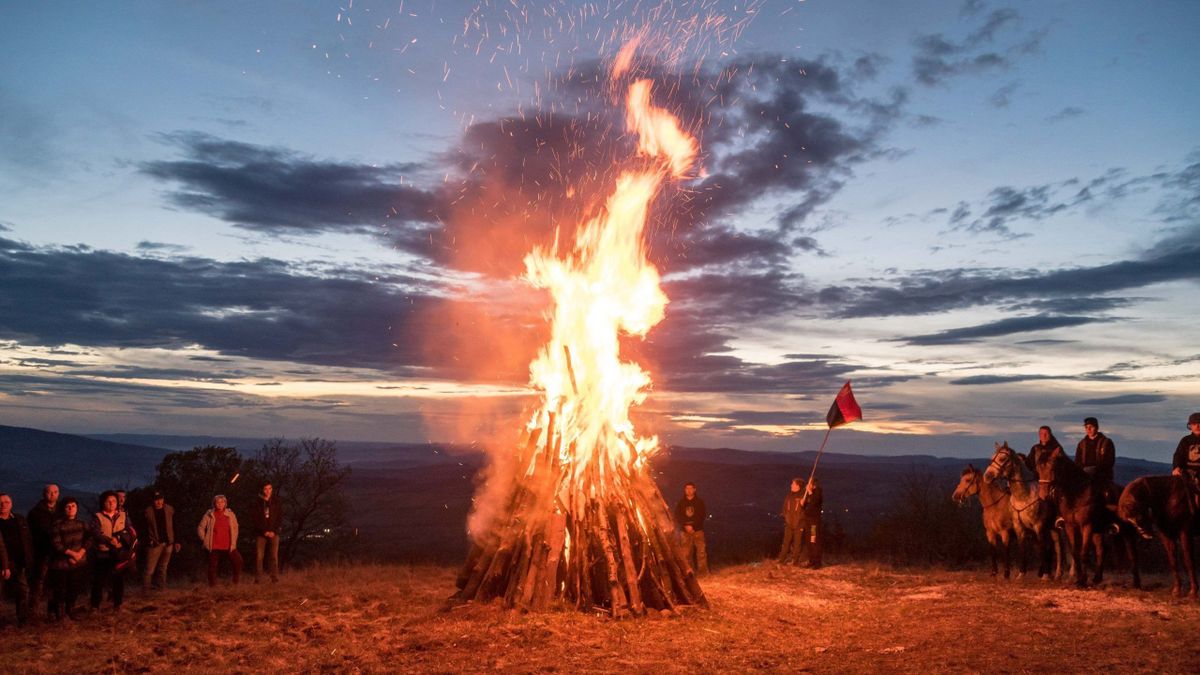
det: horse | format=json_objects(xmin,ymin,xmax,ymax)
[
  {"xmin": 1118, "ymin": 476, "xmax": 1197, "ymax": 597},
  {"xmin": 1035, "ymin": 447, "xmax": 1140, "ymax": 589},
  {"xmin": 983, "ymin": 441, "xmax": 1070, "ymax": 580},
  {"xmin": 953, "ymin": 464, "xmax": 1016, "ymax": 578}
]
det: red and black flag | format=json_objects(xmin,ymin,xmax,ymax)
[{"xmin": 825, "ymin": 381, "xmax": 862, "ymax": 429}]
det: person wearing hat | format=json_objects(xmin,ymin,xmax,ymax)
[
  {"xmin": 1171, "ymin": 412, "xmax": 1200, "ymax": 507},
  {"xmin": 141, "ymin": 491, "xmax": 178, "ymax": 591},
  {"xmin": 1075, "ymin": 417, "xmax": 1116, "ymax": 487}
]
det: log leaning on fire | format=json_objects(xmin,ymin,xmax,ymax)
[{"xmin": 450, "ymin": 425, "xmax": 707, "ymax": 616}]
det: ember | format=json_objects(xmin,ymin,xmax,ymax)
[{"xmin": 451, "ymin": 41, "xmax": 706, "ymax": 616}]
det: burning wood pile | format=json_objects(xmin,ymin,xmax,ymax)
[{"xmin": 451, "ymin": 43, "xmax": 708, "ymax": 616}]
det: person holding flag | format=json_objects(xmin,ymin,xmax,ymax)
[{"xmin": 795, "ymin": 381, "xmax": 862, "ymax": 569}]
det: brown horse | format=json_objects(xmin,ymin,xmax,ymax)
[
  {"xmin": 984, "ymin": 441, "xmax": 1070, "ymax": 580},
  {"xmin": 953, "ymin": 464, "xmax": 1015, "ymax": 578},
  {"xmin": 1035, "ymin": 447, "xmax": 1140, "ymax": 589},
  {"xmin": 1118, "ymin": 476, "xmax": 1197, "ymax": 597}
]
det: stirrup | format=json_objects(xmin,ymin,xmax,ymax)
[{"xmin": 1054, "ymin": 516, "xmax": 1065, "ymax": 529}]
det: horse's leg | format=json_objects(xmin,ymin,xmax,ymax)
[
  {"xmin": 1181, "ymin": 529, "xmax": 1198, "ymax": 599},
  {"xmin": 987, "ymin": 531, "xmax": 999, "ymax": 576},
  {"xmin": 1033, "ymin": 524, "xmax": 1048, "ymax": 578},
  {"xmin": 1066, "ymin": 525, "xmax": 1084, "ymax": 587},
  {"xmin": 1050, "ymin": 527, "xmax": 1064, "ymax": 580},
  {"xmin": 1127, "ymin": 529, "xmax": 1141, "ymax": 590},
  {"xmin": 1002, "ymin": 530, "xmax": 1012, "ymax": 579},
  {"xmin": 1090, "ymin": 525, "xmax": 1105, "ymax": 585},
  {"xmin": 1159, "ymin": 532, "xmax": 1180, "ymax": 597}
]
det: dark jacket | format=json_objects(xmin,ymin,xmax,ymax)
[
  {"xmin": 143, "ymin": 504, "xmax": 176, "ymax": 546},
  {"xmin": 674, "ymin": 497, "xmax": 706, "ymax": 532},
  {"xmin": 801, "ymin": 485, "xmax": 823, "ymax": 519},
  {"xmin": 26, "ymin": 498, "xmax": 60, "ymax": 559},
  {"xmin": 250, "ymin": 495, "xmax": 282, "ymax": 536},
  {"xmin": 0, "ymin": 513, "xmax": 35, "ymax": 571},
  {"xmin": 51, "ymin": 517, "xmax": 91, "ymax": 570},
  {"xmin": 1075, "ymin": 432, "xmax": 1116, "ymax": 484},
  {"xmin": 1173, "ymin": 433, "xmax": 1200, "ymax": 474},
  {"xmin": 781, "ymin": 492, "xmax": 804, "ymax": 527},
  {"xmin": 1023, "ymin": 438, "xmax": 1063, "ymax": 471}
]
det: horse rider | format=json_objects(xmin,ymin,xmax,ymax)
[
  {"xmin": 1076, "ymin": 416, "xmax": 1118, "ymax": 503},
  {"xmin": 1171, "ymin": 412, "xmax": 1200, "ymax": 509},
  {"xmin": 1023, "ymin": 425, "xmax": 1063, "ymax": 471}
]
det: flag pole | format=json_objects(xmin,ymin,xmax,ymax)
[{"xmin": 805, "ymin": 425, "xmax": 833, "ymax": 487}]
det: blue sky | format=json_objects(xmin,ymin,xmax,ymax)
[{"xmin": 2, "ymin": 1, "xmax": 1198, "ymax": 459}]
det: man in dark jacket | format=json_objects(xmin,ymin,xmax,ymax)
[
  {"xmin": 1076, "ymin": 416, "xmax": 1118, "ymax": 502},
  {"xmin": 800, "ymin": 478, "xmax": 824, "ymax": 569},
  {"xmin": 0, "ymin": 493, "xmax": 35, "ymax": 625},
  {"xmin": 1023, "ymin": 425, "xmax": 1063, "ymax": 472},
  {"xmin": 26, "ymin": 483, "xmax": 60, "ymax": 614},
  {"xmin": 250, "ymin": 482, "xmax": 282, "ymax": 583},
  {"xmin": 142, "ymin": 491, "xmax": 179, "ymax": 590},
  {"xmin": 777, "ymin": 478, "xmax": 805, "ymax": 565},
  {"xmin": 1171, "ymin": 412, "xmax": 1200, "ymax": 508},
  {"xmin": 674, "ymin": 482, "xmax": 707, "ymax": 574}
]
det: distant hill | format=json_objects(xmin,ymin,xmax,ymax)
[
  {"xmin": 86, "ymin": 433, "xmax": 476, "ymax": 467},
  {"xmin": 0, "ymin": 424, "xmax": 169, "ymax": 507}
]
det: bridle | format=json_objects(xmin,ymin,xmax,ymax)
[
  {"xmin": 987, "ymin": 446, "xmax": 1043, "ymax": 512},
  {"xmin": 963, "ymin": 469, "xmax": 1007, "ymax": 509}
]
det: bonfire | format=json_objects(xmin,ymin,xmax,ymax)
[{"xmin": 452, "ymin": 43, "xmax": 707, "ymax": 616}]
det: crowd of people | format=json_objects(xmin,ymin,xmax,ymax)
[{"xmin": 0, "ymin": 481, "xmax": 284, "ymax": 627}]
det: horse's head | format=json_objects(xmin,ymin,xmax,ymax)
[
  {"xmin": 1117, "ymin": 479, "xmax": 1155, "ymax": 541},
  {"xmin": 1034, "ymin": 446, "xmax": 1066, "ymax": 499},
  {"xmin": 953, "ymin": 465, "xmax": 980, "ymax": 504},
  {"xmin": 983, "ymin": 441, "xmax": 1017, "ymax": 484}
]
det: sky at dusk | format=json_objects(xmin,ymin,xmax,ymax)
[{"xmin": 2, "ymin": 1, "xmax": 1198, "ymax": 459}]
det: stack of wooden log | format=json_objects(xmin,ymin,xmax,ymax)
[{"xmin": 451, "ymin": 418, "xmax": 707, "ymax": 616}]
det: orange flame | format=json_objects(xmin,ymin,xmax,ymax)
[{"xmin": 522, "ymin": 68, "xmax": 695, "ymax": 499}]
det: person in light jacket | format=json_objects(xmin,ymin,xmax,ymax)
[{"xmin": 197, "ymin": 495, "xmax": 242, "ymax": 587}]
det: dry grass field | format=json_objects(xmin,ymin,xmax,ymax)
[{"xmin": 1, "ymin": 562, "xmax": 1198, "ymax": 673}]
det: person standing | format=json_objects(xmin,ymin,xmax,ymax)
[
  {"xmin": 0, "ymin": 493, "xmax": 35, "ymax": 626},
  {"xmin": 800, "ymin": 477, "xmax": 824, "ymax": 569},
  {"xmin": 1171, "ymin": 412, "xmax": 1200, "ymax": 507},
  {"xmin": 250, "ymin": 482, "xmax": 282, "ymax": 583},
  {"xmin": 777, "ymin": 478, "xmax": 805, "ymax": 565},
  {"xmin": 49, "ymin": 497, "xmax": 90, "ymax": 620},
  {"xmin": 90, "ymin": 491, "xmax": 130, "ymax": 611},
  {"xmin": 674, "ymin": 482, "xmax": 707, "ymax": 574},
  {"xmin": 197, "ymin": 495, "xmax": 243, "ymax": 586},
  {"xmin": 26, "ymin": 483, "xmax": 60, "ymax": 614},
  {"xmin": 141, "ymin": 491, "xmax": 179, "ymax": 591}
]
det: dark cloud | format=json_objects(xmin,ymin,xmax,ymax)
[
  {"xmin": 1047, "ymin": 106, "xmax": 1085, "ymax": 123},
  {"xmin": 950, "ymin": 372, "xmax": 1124, "ymax": 386},
  {"xmin": 1071, "ymin": 394, "xmax": 1167, "ymax": 406},
  {"xmin": 912, "ymin": 9, "xmax": 1033, "ymax": 86},
  {"xmin": 989, "ymin": 81, "xmax": 1018, "ymax": 108},
  {"xmin": 895, "ymin": 314, "xmax": 1107, "ymax": 346},
  {"xmin": 0, "ymin": 237, "xmax": 453, "ymax": 373},
  {"xmin": 140, "ymin": 132, "xmax": 439, "ymax": 246}
]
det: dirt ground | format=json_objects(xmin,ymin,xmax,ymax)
[{"xmin": 0, "ymin": 562, "xmax": 1197, "ymax": 673}]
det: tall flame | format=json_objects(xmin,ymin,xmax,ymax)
[{"xmin": 522, "ymin": 72, "xmax": 696, "ymax": 501}]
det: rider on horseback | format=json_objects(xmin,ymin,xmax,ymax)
[
  {"xmin": 1023, "ymin": 425, "xmax": 1062, "ymax": 472},
  {"xmin": 1170, "ymin": 412, "xmax": 1200, "ymax": 509},
  {"xmin": 1076, "ymin": 416, "xmax": 1118, "ymax": 504}
]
